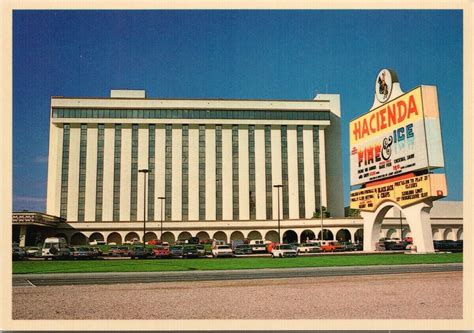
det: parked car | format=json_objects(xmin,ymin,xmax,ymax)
[
  {"xmin": 130, "ymin": 246, "xmax": 153, "ymax": 259},
  {"xmin": 212, "ymin": 245, "xmax": 233, "ymax": 258},
  {"xmin": 147, "ymin": 239, "xmax": 168, "ymax": 246},
  {"xmin": 12, "ymin": 245, "xmax": 25, "ymax": 261},
  {"xmin": 320, "ymin": 241, "xmax": 345, "ymax": 252},
  {"xmin": 340, "ymin": 242, "xmax": 357, "ymax": 251},
  {"xmin": 188, "ymin": 237, "xmax": 200, "ymax": 245},
  {"xmin": 434, "ymin": 240, "xmax": 463, "ymax": 252},
  {"xmin": 271, "ymin": 244, "xmax": 298, "ymax": 258},
  {"xmin": 152, "ymin": 245, "xmax": 171, "ymax": 259},
  {"xmin": 70, "ymin": 247, "xmax": 92, "ymax": 259},
  {"xmin": 233, "ymin": 244, "xmax": 253, "ymax": 255},
  {"xmin": 170, "ymin": 245, "xmax": 184, "ymax": 258},
  {"xmin": 297, "ymin": 243, "xmax": 321, "ymax": 253},
  {"xmin": 90, "ymin": 247, "xmax": 103, "ymax": 257},
  {"xmin": 195, "ymin": 244, "xmax": 206, "ymax": 257},
  {"xmin": 249, "ymin": 240, "xmax": 267, "ymax": 253},
  {"xmin": 354, "ymin": 242, "xmax": 364, "ymax": 251},
  {"xmin": 109, "ymin": 246, "xmax": 131, "ymax": 257},
  {"xmin": 90, "ymin": 240, "xmax": 106, "ymax": 246},
  {"xmin": 42, "ymin": 237, "xmax": 70, "ymax": 259},
  {"xmin": 384, "ymin": 241, "xmax": 408, "ymax": 251},
  {"xmin": 182, "ymin": 245, "xmax": 199, "ymax": 258},
  {"xmin": 25, "ymin": 247, "xmax": 41, "ymax": 257}
]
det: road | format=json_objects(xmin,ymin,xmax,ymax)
[
  {"xmin": 12, "ymin": 271, "xmax": 462, "ymax": 319},
  {"xmin": 12, "ymin": 263, "xmax": 462, "ymax": 287}
]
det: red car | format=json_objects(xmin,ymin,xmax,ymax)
[
  {"xmin": 109, "ymin": 246, "xmax": 131, "ymax": 257},
  {"xmin": 152, "ymin": 245, "xmax": 170, "ymax": 258},
  {"xmin": 147, "ymin": 239, "xmax": 161, "ymax": 245}
]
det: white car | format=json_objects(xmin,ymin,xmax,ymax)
[
  {"xmin": 212, "ymin": 245, "xmax": 233, "ymax": 258},
  {"xmin": 90, "ymin": 240, "xmax": 106, "ymax": 246},
  {"xmin": 272, "ymin": 244, "xmax": 298, "ymax": 258},
  {"xmin": 297, "ymin": 243, "xmax": 321, "ymax": 253}
]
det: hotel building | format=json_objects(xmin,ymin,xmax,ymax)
[{"xmin": 43, "ymin": 89, "xmax": 345, "ymax": 245}]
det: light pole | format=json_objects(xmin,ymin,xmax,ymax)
[
  {"xmin": 139, "ymin": 169, "xmax": 149, "ymax": 249},
  {"xmin": 320, "ymin": 202, "xmax": 324, "ymax": 242},
  {"xmin": 158, "ymin": 196, "xmax": 165, "ymax": 241},
  {"xmin": 273, "ymin": 185, "xmax": 283, "ymax": 243},
  {"xmin": 399, "ymin": 210, "xmax": 403, "ymax": 241}
]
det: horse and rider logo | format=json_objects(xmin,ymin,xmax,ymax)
[
  {"xmin": 375, "ymin": 69, "xmax": 393, "ymax": 103},
  {"xmin": 378, "ymin": 71, "xmax": 389, "ymax": 99}
]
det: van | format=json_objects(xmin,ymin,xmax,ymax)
[
  {"xmin": 249, "ymin": 239, "xmax": 267, "ymax": 253},
  {"xmin": 42, "ymin": 237, "xmax": 70, "ymax": 259}
]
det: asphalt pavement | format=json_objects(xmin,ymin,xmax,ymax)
[{"xmin": 12, "ymin": 262, "xmax": 462, "ymax": 287}]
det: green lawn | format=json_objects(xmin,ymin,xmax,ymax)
[{"xmin": 12, "ymin": 253, "xmax": 462, "ymax": 274}]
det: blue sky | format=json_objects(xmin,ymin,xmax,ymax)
[{"xmin": 13, "ymin": 10, "xmax": 463, "ymax": 212}]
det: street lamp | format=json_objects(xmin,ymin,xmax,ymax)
[
  {"xmin": 273, "ymin": 185, "xmax": 283, "ymax": 243},
  {"xmin": 320, "ymin": 202, "xmax": 324, "ymax": 242},
  {"xmin": 158, "ymin": 196, "xmax": 165, "ymax": 241},
  {"xmin": 139, "ymin": 169, "xmax": 149, "ymax": 248}
]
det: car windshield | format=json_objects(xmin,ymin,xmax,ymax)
[
  {"xmin": 171, "ymin": 246, "xmax": 182, "ymax": 250},
  {"xmin": 280, "ymin": 245, "xmax": 293, "ymax": 250},
  {"xmin": 118, "ymin": 247, "xmax": 128, "ymax": 250},
  {"xmin": 218, "ymin": 245, "xmax": 230, "ymax": 249}
]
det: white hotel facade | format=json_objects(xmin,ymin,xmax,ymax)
[
  {"xmin": 46, "ymin": 89, "xmax": 346, "ymax": 245},
  {"xmin": 42, "ymin": 89, "xmax": 463, "ymax": 246}
]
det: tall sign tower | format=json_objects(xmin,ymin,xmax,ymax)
[{"xmin": 349, "ymin": 69, "xmax": 447, "ymax": 253}]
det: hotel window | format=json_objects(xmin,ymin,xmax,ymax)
[
  {"xmin": 60, "ymin": 124, "xmax": 70, "ymax": 219},
  {"xmin": 199, "ymin": 125, "xmax": 206, "ymax": 220},
  {"xmin": 130, "ymin": 124, "xmax": 139, "ymax": 221},
  {"xmin": 265, "ymin": 125, "xmax": 272, "ymax": 220},
  {"xmin": 297, "ymin": 126, "xmax": 305, "ymax": 218},
  {"xmin": 182, "ymin": 125, "xmax": 189, "ymax": 221},
  {"xmin": 113, "ymin": 124, "xmax": 122, "ymax": 221},
  {"xmin": 77, "ymin": 124, "xmax": 87, "ymax": 221},
  {"xmin": 95, "ymin": 124, "xmax": 105, "ymax": 221},
  {"xmin": 232, "ymin": 125, "xmax": 239, "ymax": 220},
  {"xmin": 215, "ymin": 125, "xmax": 223, "ymax": 221},
  {"xmin": 248, "ymin": 125, "xmax": 256, "ymax": 220},
  {"xmin": 148, "ymin": 124, "xmax": 156, "ymax": 221},
  {"xmin": 52, "ymin": 108, "xmax": 331, "ymax": 121},
  {"xmin": 165, "ymin": 125, "xmax": 172, "ymax": 220},
  {"xmin": 313, "ymin": 126, "xmax": 321, "ymax": 210},
  {"xmin": 281, "ymin": 126, "xmax": 289, "ymax": 219}
]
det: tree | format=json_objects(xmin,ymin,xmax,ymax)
[
  {"xmin": 347, "ymin": 208, "xmax": 361, "ymax": 217},
  {"xmin": 313, "ymin": 206, "xmax": 330, "ymax": 218}
]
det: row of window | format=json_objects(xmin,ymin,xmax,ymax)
[
  {"xmin": 182, "ymin": 125, "xmax": 189, "ymax": 221},
  {"xmin": 59, "ymin": 123, "xmax": 321, "ymax": 221},
  {"xmin": 77, "ymin": 125, "xmax": 87, "ymax": 221},
  {"xmin": 59, "ymin": 125, "xmax": 70, "ymax": 219},
  {"xmin": 297, "ymin": 126, "xmax": 306, "ymax": 218},
  {"xmin": 52, "ymin": 108, "xmax": 330, "ymax": 121}
]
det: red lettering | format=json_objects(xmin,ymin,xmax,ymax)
[
  {"xmin": 397, "ymin": 100, "xmax": 407, "ymax": 122},
  {"xmin": 353, "ymin": 122, "xmax": 361, "ymax": 141},
  {"xmin": 369, "ymin": 113, "xmax": 377, "ymax": 132},
  {"xmin": 387, "ymin": 103, "xmax": 397, "ymax": 127},
  {"xmin": 361, "ymin": 119, "xmax": 369, "ymax": 138},
  {"xmin": 379, "ymin": 108, "xmax": 387, "ymax": 129},
  {"xmin": 407, "ymin": 95, "xmax": 419, "ymax": 118}
]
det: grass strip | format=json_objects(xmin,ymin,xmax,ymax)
[{"xmin": 12, "ymin": 253, "xmax": 462, "ymax": 274}]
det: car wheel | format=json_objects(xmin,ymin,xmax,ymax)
[
  {"xmin": 271, "ymin": 253, "xmax": 275, "ymax": 258},
  {"xmin": 279, "ymin": 254, "xmax": 283, "ymax": 258}
]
